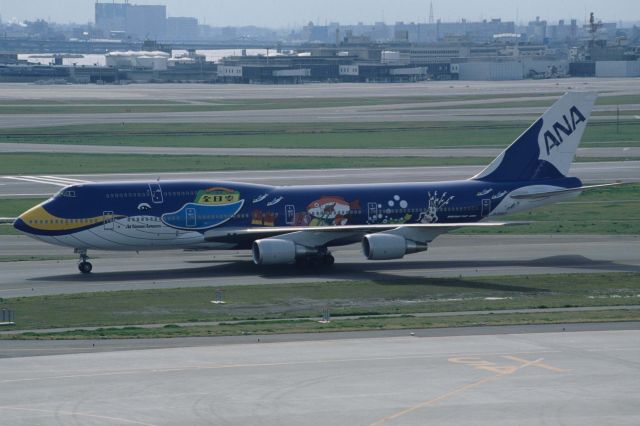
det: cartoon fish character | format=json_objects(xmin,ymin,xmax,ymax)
[
  {"xmin": 491, "ymin": 190, "xmax": 508, "ymax": 200},
  {"xmin": 137, "ymin": 202, "xmax": 151, "ymax": 211},
  {"xmin": 253, "ymin": 193, "xmax": 268, "ymax": 204},
  {"xmin": 476, "ymin": 188, "xmax": 493, "ymax": 197},
  {"xmin": 267, "ymin": 196, "xmax": 284, "ymax": 206},
  {"xmin": 307, "ymin": 196, "xmax": 359, "ymax": 220}
]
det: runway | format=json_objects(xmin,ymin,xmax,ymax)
[
  {"xmin": 1, "ymin": 161, "xmax": 639, "ymax": 198},
  {"xmin": 1, "ymin": 142, "xmax": 638, "ymax": 158},
  {"xmin": 0, "ymin": 103, "xmax": 638, "ymax": 128},
  {"xmin": 1, "ymin": 325, "xmax": 639, "ymax": 425},
  {"xmin": 1, "ymin": 234, "xmax": 638, "ymax": 297},
  {"xmin": 0, "ymin": 78, "xmax": 638, "ymax": 101},
  {"xmin": 0, "ymin": 78, "xmax": 639, "ymax": 128}
]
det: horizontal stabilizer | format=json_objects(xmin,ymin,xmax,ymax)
[
  {"xmin": 0, "ymin": 217, "xmax": 16, "ymax": 225},
  {"xmin": 510, "ymin": 182, "xmax": 624, "ymax": 200}
]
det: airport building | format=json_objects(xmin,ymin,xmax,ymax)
[
  {"xmin": 166, "ymin": 17, "xmax": 199, "ymax": 41},
  {"xmin": 95, "ymin": 1, "xmax": 167, "ymax": 40},
  {"xmin": 1, "ymin": 8, "xmax": 638, "ymax": 84}
]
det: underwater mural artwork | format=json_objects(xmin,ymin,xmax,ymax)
[
  {"xmin": 290, "ymin": 196, "xmax": 361, "ymax": 226},
  {"xmin": 253, "ymin": 193, "xmax": 268, "ymax": 204},
  {"xmin": 366, "ymin": 194, "xmax": 413, "ymax": 225},
  {"xmin": 251, "ymin": 210, "xmax": 277, "ymax": 226},
  {"xmin": 419, "ymin": 191, "xmax": 455, "ymax": 223},
  {"xmin": 162, "ymin": 187, "xmax": 244, "ymax": 230}
]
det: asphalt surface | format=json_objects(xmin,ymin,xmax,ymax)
[
  {"xmin": 2, "ymin": 143, "xmax": 639, "ymax": 158},
  {"xmin": 0, "ymin": 78, "xmax": 638, "ymax": 100},
  {"xmin": 1, "ymin": 234, "xmax": 638, "ymax": 298},
  {"xmin": 1, "ymin": 325, "xmax": 640, "ymax": 425},
  {"xmin": 0, "ymin": 322, "xmax": 635, "ymax": 357},
  {"xmin": 0, "ymin": 78, "xmax": 639, "ymax": 128},
  {"xmin": 1, "ymin": 80, "xmax": 638, "ymax": 426},
  {"xmin": 1, "ymin": 161, "xmax": 639, "ymax": 198},
  {"xmin": 1, "ymin": 103, "xmax": 638, "ymax": 128}
]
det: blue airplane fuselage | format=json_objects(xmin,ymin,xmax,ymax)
[{"xmin": 13, "ymin": 176, "xmax": 581, "ymax": 251}]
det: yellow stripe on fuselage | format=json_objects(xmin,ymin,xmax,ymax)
[{"xmin": 19, "ymin": 205, "xmax": 122, "ymax": 232}]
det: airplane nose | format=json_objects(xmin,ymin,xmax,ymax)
[
  {"xmin": 13, "ymin": 204, "xmax": 46, "ymax": 235},
  {"xmin": 13, "ymin": 213, "xmax": 32, "ymax": 234}
]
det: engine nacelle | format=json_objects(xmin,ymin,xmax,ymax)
[
  {"xmin": 362, "ymin": 234, "xmax": 428, "ymax": 260},
  {"xmin": 252, "ymin": 238, "xmax": 315, "ymax": 265}
]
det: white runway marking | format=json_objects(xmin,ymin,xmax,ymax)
[
  {"xmin": 0, "ymin": 193, "xmax": 52, "ymax": 197},
  {"xmin": 3, "ymin": 175, "xmax": 90, "ymax": 187},
  {"xmin": 40, "ymin": 175, "xmax": 90, "ymax": 184}
]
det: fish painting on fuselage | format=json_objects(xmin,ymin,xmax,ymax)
[{"xmin": 14, "ymin": 92, "xmax": 615, "ymax": 273}]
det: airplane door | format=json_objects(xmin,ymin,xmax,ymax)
[
  {"xmin": 367, "ymin": 202, "xmax": 378, "ymax": 221},
  {"xmin": 149, "ymin": 183, "xmax": 163, "ymax": 204},
  {"xmin": 285, "ymin": 205, "xmax": 295, "ymax": 225},
  {"xmin": 103, "ymin": 211, "xmax": 115, "ymax": 230},
  {"xmin": 186, "ymin": 208, "xmax": 196, "ymax": 228},
  {"xmin": 481, "ymin": 199, "xmax": 491, "ymax": 217}
]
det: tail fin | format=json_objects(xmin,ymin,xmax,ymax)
[{"xmin": 473, "ymin": 92, "xmax": 597, "ymax": 182}]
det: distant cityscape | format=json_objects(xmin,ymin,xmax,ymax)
[{"xmin": 0, "ymin": 0, "xmax": 639, "ymax": 83}]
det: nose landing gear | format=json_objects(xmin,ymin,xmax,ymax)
[{"xmin": 75, "ymin": 248, "xmax": 93, "ymax": 274}]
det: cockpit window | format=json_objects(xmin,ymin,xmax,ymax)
[{"xmin": 55, "ymin": 189, "xmax": 76, "ymax": 198}]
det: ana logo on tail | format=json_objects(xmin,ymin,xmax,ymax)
[{"xmin": 543, "ymin": 106, "xmax": 586, "ymax": 155}]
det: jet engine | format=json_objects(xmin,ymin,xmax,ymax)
[
  {"xmin": 362, "ymin": 234, "xmax": 428, "ymax": 260},
  {"xmin": 252, "ymin": 238, "xmax": 316, "ymax": 265}
]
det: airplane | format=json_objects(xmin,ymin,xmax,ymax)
[{"xmin": 13, "ymin": 92, "xmax": 616, "ymax": 274}]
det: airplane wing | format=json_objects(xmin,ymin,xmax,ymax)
[
  {"xmin": 510, "ymin": 182, "xmax": 624, "ymax": 200},
  {"xmin": 204, "ymin": 221, "xmax": 522, "ymax": 247}
]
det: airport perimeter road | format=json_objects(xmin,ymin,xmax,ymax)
[
  {"xmin": 1, "ymin": 234, "xmax": 638, "ymax": 297},
  {"xmin": 1, "ymin": 326, "xmax": 639, "ymax": 425},
  {"xmin": 1, "ymin": 161, "xmax": 639, "ymax": 198},
  {"xmin": 0, "ymin": 78, "xmax": 638, "ymax": 100},
  {"xmin": 1, "ymin": 143, "xmax": 639, "ymax": 159}
]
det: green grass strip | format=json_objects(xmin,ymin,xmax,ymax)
[
  {"xmin": 1, "ymin": 272, "xmax": 639, "ymax": 332},
  {"xmin": 0, "ymin": 153, "xmax": 492, "ymax": 174},
  {"xmin": 0, "ymin": 120, "xmax": 638, "ymax": 149}
]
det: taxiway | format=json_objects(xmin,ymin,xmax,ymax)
[
  {"xmin": 1, "ymin": 325, "xmax": 639, "ymax": 425},
  {"xmin": 1, "ymin": 234, "xmax": 638, "ymax": 298},
  {"xmin": 1, "ymin": 143, "xmax": 638, "ymax": 159}
]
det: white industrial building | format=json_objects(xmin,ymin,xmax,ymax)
[
  {"xmin": 595, "ymin": 61, "xmax": 640, "ymax": 77},
  {"xmin": 453, "ymin": 59, "xmax": 569, "ymax": 80},
  {"xmin": 454, "ymin": 61, "xmax": 523, "ymax": 80}
]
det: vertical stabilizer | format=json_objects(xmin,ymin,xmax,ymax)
[{"xmin": 473, "ymin": 92, "xmax": 597, "ymax": 182}]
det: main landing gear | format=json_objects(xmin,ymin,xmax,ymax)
[
  {"xmin": 75, "ymin": 248, "xmax": 93, "ymax": 274},
  {"xmin": 295, "ymin": 253, "xmax": 335, "ymax": 268}
]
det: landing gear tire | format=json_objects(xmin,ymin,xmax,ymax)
[
  {"xmin": 78, "ymin": 261, "xmax": 93, "ymax": 274},
  {"xmin": 295, "ymin": 253, "xmax": 335, "ymax": 268},
  {"xmin": 322, "ymin": 254, "xmax": 335, "ymax": 266}
]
